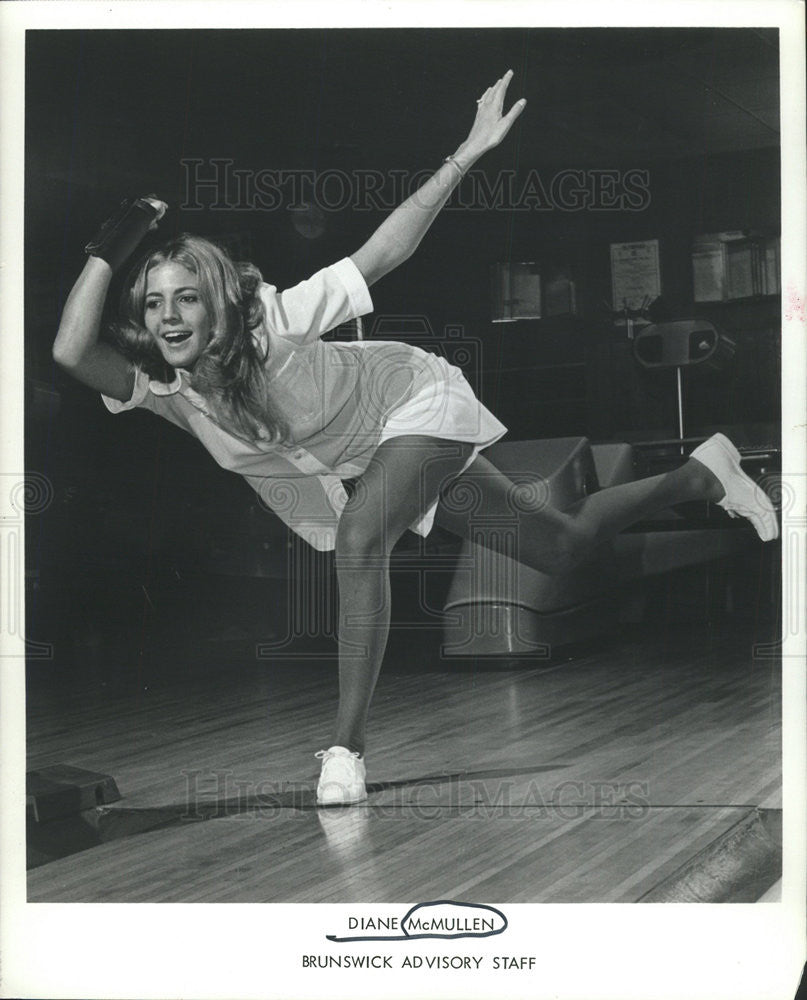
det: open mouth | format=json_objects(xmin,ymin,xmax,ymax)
[{"xmin": 162, "ymin": 331, "xmax": 193, "ymax": 346}]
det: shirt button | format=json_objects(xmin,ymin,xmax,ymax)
[{"xmin": 293, "ymin": 450, "xmax": 304, "ymax": 459}]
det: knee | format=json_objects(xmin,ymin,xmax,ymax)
[{"xmin": 335, "ymin": 514, "xmax": 397, "ymax": 564}]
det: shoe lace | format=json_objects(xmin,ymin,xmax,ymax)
[{"xmin": 315, "ymin": 748, "xmax": 360, "ymax": 761}]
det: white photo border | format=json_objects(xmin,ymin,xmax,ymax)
[{"xmin": 1, "ymin": 2, "xmax": 805, "ymax": 999}]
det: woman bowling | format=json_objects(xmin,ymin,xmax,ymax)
[{"xmin": 53, "ymin": 71, "xmax": 778, "ymax": 805}]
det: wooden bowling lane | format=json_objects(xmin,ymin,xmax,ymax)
[
  {"xmin": 27, "ymin": 801, "xmax": 767, "ymax": 904},
  {"xmin": 27, "ymin": 620, "xmax": 781, "ymax": 903}
]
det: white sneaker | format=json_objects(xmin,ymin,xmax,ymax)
[
  {"xmin": 315, "ymin": 746, "xmax": 368, "ymax": 806},
  {"xmin": 690, "ymin": 433, "xmax": 779, "ymax": 541}
]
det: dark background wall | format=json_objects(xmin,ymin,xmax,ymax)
[{"xmin": 23, "ymin": 28, "xmax": 781, "ymax": 657}]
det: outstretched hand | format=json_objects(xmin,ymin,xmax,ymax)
[{"xmin": 463, "ymin": 70, "xmax": 526, "ymax": 156}]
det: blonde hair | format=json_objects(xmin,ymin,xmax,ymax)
[{"xmin": 110, "ymin": 235, "xmax": 289, "ymax": 442}]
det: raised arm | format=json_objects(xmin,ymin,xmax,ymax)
[
  {"xmin": 52, "ymin": 196, "xmax": 166, "ymax": 400},
  {"xmin": 350, "ymin": 70, "xmax": 526, "ymax": 287},
  {"xmin": 52, "ymin": 256, "xmax": 136, "ymax": 399}
]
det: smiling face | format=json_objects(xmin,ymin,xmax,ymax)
[{"xmin": 143, "ymin": 261, "xmax": 213, "ymax": 369}]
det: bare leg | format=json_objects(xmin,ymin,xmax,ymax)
[
  {"xmin": 564, "ymin": 459, "xmax": 723, "ymax": 542},
  {"xmin": 322, "ymin": 431, "xmax": 769, "ymax": 788},
  {"xmin": 328, "ymin": 439, "xmax": 725, "ymax": 755},
  {"xmin": 434, "ymin": 452, "xmax": 724, "ymax": 575},
  {"xmin": 332, "ymin": 436, "xmax": 475, "ymax": 755},
  {"xmin": 331, "ymin": 561, "xmax": 390, "ymax": 755}
]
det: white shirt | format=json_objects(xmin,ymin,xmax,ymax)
[{"xmin": 102, "ymin": 257, "xmax": 462, "ymax": 550}]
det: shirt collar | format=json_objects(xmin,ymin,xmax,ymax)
[
  {"xmin": 149, "ymin": 368, "xmax": 212, "ymax": 419},
  {"xmin": 148, "ymin": 369, "xmax": 186, "ymax": 396}
]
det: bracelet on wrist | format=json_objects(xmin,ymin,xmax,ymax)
[{"xmin": 442, "ymin": 154, "xmax": 466, "ymax": 180}]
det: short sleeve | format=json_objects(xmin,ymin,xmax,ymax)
[
  {"xmin": 259, "ymin": 257, "xmax": 373, "ymax": 347},
  {"xmin": 101, "ymin": 365, "xmax": 151, "ymax": 413}
]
